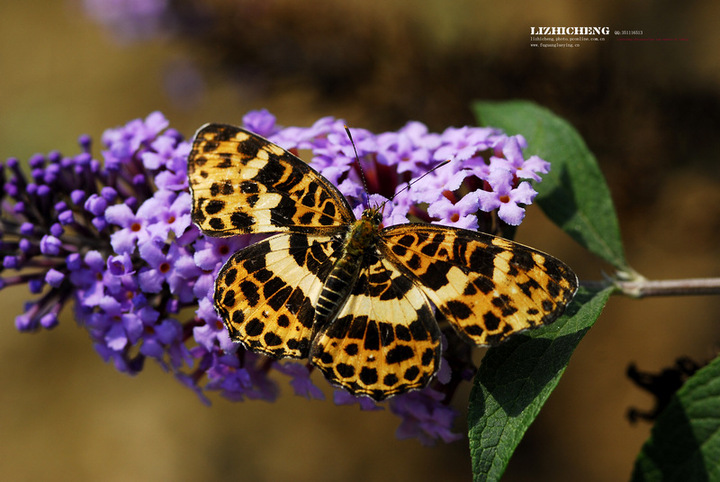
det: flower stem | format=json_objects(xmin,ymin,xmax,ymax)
[{"xmin": 583, "ymin": 277, "xmax": 720, "ymax": 298}]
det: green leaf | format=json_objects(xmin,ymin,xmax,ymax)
[
  {"xmin": 632, "ymin": 355, "xmax": 720, "ymax": 481},
  {"xmin": 468, "ymin": 285, "xmax": 612, "ymax": 482},
  {"xmin": 473, "ymin": 100, "xmax": 630, "ymax": 272}
]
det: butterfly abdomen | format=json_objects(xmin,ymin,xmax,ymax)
[{"xmin": 315, "ymin": 257, "xmax": 360, "ymax": 330}]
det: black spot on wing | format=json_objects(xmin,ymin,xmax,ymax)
[
  {"xmin": 395, "ymin": 325, "xmax": 412, "ymax": 342},
  {"xmin": 209, "ymin": 218, "xmax": 225, "ymax": 230},
  {"xmin": 323, "ymin": 202, "xmax": 336, "ymax": 218},
  {"xmin": 336, "ymin": 363, "xmax": 355, "ymax": 378},
  {"xmin": 364, "ymin": 320, "xmax": 380, "ymax": 351},
  {"xmin": 386, "ymin": 345, "xmax": 414, "ymax": 364},
  {"xmin": 420, "ymin": 241, "xmax": 440, "ymax": 257},
  {"xmin": 518, "ymin": 278, "xmax": 541, "ymax": 297},
  {"xmin": 212, "ymin": 181, "xmax": 234, "ymax": 196},
  {"xmin": 255, "ymin": 268, "xmax": 273, "ymax": 283},
  {"xmin": 221, "ymin": 289, "xmax": 235, "ymax": 307},
  {"xmin": 403, "ymin": 366, "xmax": 420, "ymax": 381},
  {"xmin": 277, "ymin": 314, "xmax": 290, "ymax": 327},
  {"xmin": 241, "ymin": 245, "xmax": 269, "ymax": 273},
  {"xmin": 359, "ymin": 367, "xmax": 378, "ymax": 385},
  {"xmin": 380, "ymin": 275, "xmax": 413, "ymax": 301},
  {"xmin": 298, "ymin": 212, "xmax": 314, "ymax": 225},
  {"xmin": 264, "ymin": 332, "xmax": 283, "ymax": 346},
  {"xmin": 266, "ymin": 284, "xmax": 293, "ymax": 311},
  {"xmin": 231, "ymin": 310, "xmax": 244, "ymax": 325},
  {"xmin": 301, "ymin": 192, "xmax": 315, "ymax": 207},
  {"xmin": 239, "ymin": 280, "xmax": 260, "ymax": 307},
  {"xmin": 211, "ymin": 126, "xmax": 237, "ymax": 143},
  {"xmin": 511, "ymin": 248, "xmax": 536, "ymax": 271},
  {"xmin": 344, "ymin": 315, "xmax": 365, "ymax": 340},
  {"xmin": 463, "ymin": 324, "xmax": 484, "ymax": 337},
  {"xmin": 483, "ymin": 312, "xmax": 501, "ymax": 331},
  {"xmin": 244, "ymin": 318, "xmax": 264, "ymax": 336},
  {"xmin": 239, "ymin": 181, "xmax": 259, "ymax": 193},
  {"xmin": 406, "ymin": 254, "xmax": 421, "ymax": 270},
  {"xmin": 318, "ymin": 214, "xmax": 336, "ymax": 226},
  {"xmin": 468, "ymin": 243, "xmax": 503, "ymax": 278},
  {"xmin": 205, "ymin": 199, "xmax": 224, "ymax": 215},
  {"xmin": 408, "ymin": 318, "xmax": 430, "ymax": 341},
  {"xmin": 262, "ymin": 276, "xmax": 286, "ymax": 299},
  {"xmin": 255, "ymin": 162, "xmax": 283, "ymax": 186},
  {"xmin": 216, "ymin": 156, "xmax": 233, "ymax": 169},
  {"xmin": 417, "ymin": 260, "xmax": 453, "ymax": 291},
  {"xmin": 235, "ymin": 133, "xmax": 262, "ymax": 157},
  {"xmin": 446, "ymin": 300, "xmax": 472, "ymax": 320},
  {"xmin": 421, "ymin": 348, "xmax": 435, "ymax": 366},
  {"xmin": 231, "ymin": 211, "xmax": 254, "ymax": 230},
  {"xmin": 379, "ymin": 322, "xmax": 395, "ymax": 345},
  {"xmin": 269, "ymin": 196, "xmax": 297, "ymax": 227},
  {"xmin": 223, "ymin": 268, "xmax": 237, "ymax": 285},
  {"xmin": 383, "ymin": 374, "xmax": 399, "ymax": 386}
]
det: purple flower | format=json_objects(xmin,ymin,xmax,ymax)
[
  {"xmin": 427, "ymin": 192, "xmax": 482, "ymax": 230},
  {"xmin": 477, "ymin": 168, "xmax": 538, "ymax": 226},
  {"xmin": 390, "ymin": 389, "xmax": 463, "ymax": 446},
  {"xmin": 334, "ymin": 390, "xmax": 383, "ymax": 411},
  {"xmin": 39, "ymin": 235, "xmax": 63, "ymax": 256},
  {"xmin": 376, "ymin": 121, "xmax": 439, "ymax": 174},
  {"xmin": 490, "ymin": 135, "xmax": 550, "ymax": 182},
  {"xmin": 143, "ymin": 190, "xmax": 192, "ymax": 239},
  {"xmin": 274, "ymin": 362, "xmax": 326, "ymax": 400},
  {"xmin": 243, "ymin": 109, "xmax": 279, "ymax": 138},
  {"xmin": 2, "ymin": 110, "xmax": 552, "ymax": 445},
  {"xmin": 104, "ymin": 202, "xmax": 153, "ymax": 254},
  {"xmin": 45, "ymin": 268, "xmax": 65, "ymax": 288}
]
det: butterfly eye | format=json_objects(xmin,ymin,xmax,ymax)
[{"xmin": 372, "ymin": 210, "xmax": 383, "ymax": 225}]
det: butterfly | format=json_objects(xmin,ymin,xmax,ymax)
[{"xmin": 188, "ymin": 123, "xmax": 578, "ymax": 401}]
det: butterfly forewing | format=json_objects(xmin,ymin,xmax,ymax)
[
  {"xmin": 188, "ymin": 124, "xmax": 355, "ymax": 236},
  {"xmin": 380, "ymin": 225, "xmax": 578, "ymax": 346}
]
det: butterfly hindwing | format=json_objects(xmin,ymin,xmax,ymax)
[
  {"xmin": 380, "ymin": 224, "xmax": 578, "ymax": 346},
  {"xmin": 309, "ymin": 249, "xmax": 441, "ymax": 400},
  {"xmin": 215, "ymin": 233, "xmax": 344, "ymax": 358},
  {"xmin": 188, "ymin": 124, "xmax": 355, "ymax": 237}
]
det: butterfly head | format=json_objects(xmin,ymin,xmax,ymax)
[{"xmin": 361, "ymin": 205, "xmax": 384, "ymax": 228}]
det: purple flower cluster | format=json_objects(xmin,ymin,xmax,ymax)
[
  {"xmin": 253, "ymin": 110, "xmax": 549, "ymax": 230},
  {"xmin": 1, "ymin": 110, "xmax": 550, "ymax": 445}
]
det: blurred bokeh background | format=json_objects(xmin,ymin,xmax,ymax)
[{"xmin": 2, "ymin": 1, "xmax": 720, "ymax": 480}]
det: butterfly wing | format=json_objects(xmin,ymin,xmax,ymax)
[
  {"xmin": 188, "ymin": 123, "xmax": 355, "ymax": 236},
  {"xmin": 309, "ymin": 248, "xmax": 441, "ymax": 401},
  {"xmin": 380, "ymin": 224, "xmax": 578, "ymax": 346},
  {"xmin": 214, "ymin": 233, "xmax": 343, "ymax": 358}
]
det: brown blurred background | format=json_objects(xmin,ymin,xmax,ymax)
[{"xmin": 1, "ymin": 1, "xmax": 720, "ymax": 481}]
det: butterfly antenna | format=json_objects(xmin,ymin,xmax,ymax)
[
  {"xmin": 344, "ymin": 125, "xmax": 370, "ymax": 208},
  {"xmin": 390, "ymin": 159, "xmax": 451, "ymax": 202}
]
